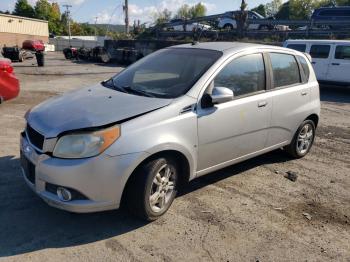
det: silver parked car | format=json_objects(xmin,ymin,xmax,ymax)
[{"xmin": 20, "ymin": 42, "xmax": 320, "ymax": 220}]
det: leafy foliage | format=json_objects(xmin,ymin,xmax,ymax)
[
  {"xmin": 175, "ymin": 3, "xmax": 207, "ymax": 19},
  {"xmin": 13, "ymin": 0, "xmax": 35, "ymax": 18},
  {"xmin": 251, "ymin": 4, "xmax": 267, "ymax": 17}
]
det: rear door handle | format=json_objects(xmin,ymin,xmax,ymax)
[
  {"xmin": 311, "ymin": 61, "xmax": 316, "ymax": 64},
  {"xmin": 331, "ymin": 63, "xmax": 340, "ymax": 66},
  {"xmin": 301, "ymin": 91, "xmax": 308, "ymax": 96},
  {"xmin": 258, "ymin": 101, "xmax": 268, "ymax": 107}
]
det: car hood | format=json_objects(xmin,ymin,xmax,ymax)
[{"xmin": 26, "ymin": 84, "xmax": 172, "ymax": 138}]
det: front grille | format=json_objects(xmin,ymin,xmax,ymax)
[
  {"xmin": 20, "ymin": 152, "xmax": 36, "ymax": 184},
  {"xmin": 26, "ymin": 124, "xmax": 44, "ymax": 150}
]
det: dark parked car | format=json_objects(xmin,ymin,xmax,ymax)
[
  {"xmin": 312, "ymin": 6, "xmax": 350, "ymax": 20},
  {"xmin": 311, "ymin": 7, "xmax": 350, "ymax": 29}
]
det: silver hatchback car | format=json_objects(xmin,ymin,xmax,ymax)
[{"xmin": 21, "ymin": 42, "xmax": 320, "ymax": 220}]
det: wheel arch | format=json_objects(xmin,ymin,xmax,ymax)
[
  {"xmin": 305, "ymin": 113, "xmax": 319, "ymax": 128},
  {"xmin": 120, "ymin": 149, "xmax": 192, "ymax": 207}
]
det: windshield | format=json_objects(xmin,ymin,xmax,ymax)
[{"xmin": 104, "ymin": 48, "xmax": 222, "ymax": 98}]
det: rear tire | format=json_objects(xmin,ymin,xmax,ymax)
[
  {"xmin": 125, "ymin": 157, "xmax": 178, "ymax": 221},
  {"xmin": 284, "ymin": 120, "xmax": 315, "ymax": 158}
]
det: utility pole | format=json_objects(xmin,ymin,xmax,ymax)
[
  {"xmin": 94, "ymin": 16, "xmax": 98, "ymax": 37},
  {"xmin": 63, "ymin": 4, "xmax": 72, "ymax": 46},
  {"xmin": 123, "ymin": 0, "xmax": 129, "ymax": 34}
]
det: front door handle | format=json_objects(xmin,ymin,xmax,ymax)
[
  {"xmin": 301, "ymin": 91, "xmax": 308, "ymax": 96},
  {"xmin": 258, "ymin": 101, "xmax": 268, "ymax": 107},
  {"xmin": 331, "ymin": 63, "xmax": 340, "ymax": 66}
]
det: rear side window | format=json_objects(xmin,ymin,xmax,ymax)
[
  {"xmin": 310, "ymin": 45, "xmax": 330, "ymax": 59},
  {"xmin": 269, "ymin": 53, "xmax": 301, "ymax": 88},
  {"xmin": 214, "ymin": 53, "xmax": 265, "ymax": 97},
  {"xmin": 297, "ymin": 56, "xmax": 310, "ymax": 81},
  {"xmin": 335, "ymin": 45, "xmax": 350, "ymax": 60},
  {"xmin": 287, "ymin": 44, "xmax": 306, "ymax": 52}
]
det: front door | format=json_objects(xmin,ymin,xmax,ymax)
[
  {"xmin": 327, "ymin": 44, "xmax": 350, "ymax": 84},
  {"xmin": 197, "ymin": 53, "xmax": 271, "ymax": 172}
]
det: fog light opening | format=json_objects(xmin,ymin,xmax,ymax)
[{"xmin": 57, "ymin": 187, "xmax": 72, "ymax": 202}]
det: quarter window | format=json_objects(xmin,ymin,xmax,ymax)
[
  {"xmin": 297, "ymin": 56, "xmax": 310, "ymax": 81},
  {"xmin": 335, "ymin": 45, "xmax": 350, "ymax": 60},
  {"xmin": 214, "ymin": 54, "xmax": 265, "ymax": 97},
  {"xmin": 310, "ymin": 45, "xmax": 330, "ymax": 59},
  {"xmin": 287, "ymin": 44, "xmax": 307, "ymax": 52},
  {"xmin": 269, "ymin": 53, "xmax": 301, "ymax": 88}
]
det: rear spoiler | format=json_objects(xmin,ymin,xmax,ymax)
[{"xmin": 303, "ymin": 52, "xmax": 312, "ymax": 63}]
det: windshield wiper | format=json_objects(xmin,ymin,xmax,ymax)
[
  {"xmin": 122, "ymin": 86, "xmax": 155, "ymax": 98},
  {"xmin": 104, "ymin": 79, "xmax": 155, "ymax": 97}
]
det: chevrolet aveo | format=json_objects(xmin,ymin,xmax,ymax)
[{"xmin": 21, "ymin": 42, "xmax": 320, "ymax": 221}]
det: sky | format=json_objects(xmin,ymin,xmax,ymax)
[{"xmin": 0, "ymin": 0, "xmax": 272, "ymax": 25}]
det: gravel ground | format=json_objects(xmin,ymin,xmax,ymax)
[{"xmin": 0, "ymin": 52, "xmax": 349, "ymax": 262}]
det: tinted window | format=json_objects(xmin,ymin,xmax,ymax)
[
  {"xmin": 214, "ymin": 54, "xmax": 265, "ymax": 96},
  {"xmin": 297, "ymin": 56, "xmax": 310, "ymax": 81},
  {"xmin": 335, "ymin": 45, "xmax": 350, "ymax": 60},
  {"xmin": 310, "ymin": 45, "xmax": 330, "ymax": 59},
  {"xmin": 270, "ymin": 53, "xmax": 301, "ymax": 87},
  {"xmin": 319, "ymin": 9, "xmax": 350, "ymax": 17},
  {"xmin": 108, "ymin": 48, "xmax": 222, "ymax": 98},
  {"xmin": 287, "ymin": 44, "xmax": 307, "ymax": 52}
]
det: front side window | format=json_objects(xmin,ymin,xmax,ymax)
[
  {"xmin": 106, "ymin": 48, "xmax": 222, "ymax": 98},
  {"xmin": 335, "ymin": 45, "xmax": 350, "ymax": 60},
  {"xmin": 310, "ymin": 45, "xmax": 330, "ymax": 59},
  {"xmin": 269, "ymin": 53, "xmax": 301, "ymax": 88},
  {"xmin": 287, "ymin": 44, "xmax": 306, "ymax": 52},
  {"xmin": 213, "ymin": 53, "xmax": 265, "ymax": 97}
]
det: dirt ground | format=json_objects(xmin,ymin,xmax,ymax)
[{"xmin": 0, "ymin": 52, "xmax": 349, "ymax": 262}]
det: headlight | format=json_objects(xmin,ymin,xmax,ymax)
[{"xmin": 53, "ymin": 126, "xmax": 120, "ymax": 159}]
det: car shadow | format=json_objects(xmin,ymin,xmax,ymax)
[
  {"xmin": 0, "ymin": 150, "xmax": 291, "ymax": 257},
  {"xmin": 320, "ymin": 85, "xmax": 350, "ymax": 104}
]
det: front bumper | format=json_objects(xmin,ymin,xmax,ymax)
[{"xmin": 20, "ymin": 133, "xmax": 147, "ymax": 213}]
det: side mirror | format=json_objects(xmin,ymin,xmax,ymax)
[{"xmin": 211, "ymin": 87, "xmax": 234, "ymax": 104}]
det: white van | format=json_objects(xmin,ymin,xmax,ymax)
[{"xmin": 284, "ymin": 40, "xmax": 350, "ymax": 86}]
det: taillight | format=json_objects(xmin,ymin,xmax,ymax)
[{"xmin": 0, "ymin": 62, "xmax": 14, "ymax": 74}]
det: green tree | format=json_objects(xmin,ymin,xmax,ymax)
[
  {"xmin": 189, "ymin": 3, "xmax": 207, "ymax": 18},
  {"xmin": 34, "ymin": 0, "xmax": 64, "ymax": 35},
  {"xmin": 289, "ymin": 0, "xmax": 315, "ymax": 19},
  {"xmin": 153, "ymin": 9, "xmax": 172, "ymax": 25},
  {"xmin": 34, "ymin": 0, "xmax": 52, "ymax": 20},
  {"xmin": 176, "ymin": 4, "xmax": 191, "ymax": 19},
  {"xmin": 13, "ymin": 0, "xmax": 35, "ymax": 18},
  {"xmin": 265, "ymin": 0, "xmax": 282, "ymax": 17},
  {"xmin": 176, "ymin": 3, "xmax": 207, "ymax": 19},
  {"xmin": 251, "ymin": 4, "xmax": 267, "ymax": 17}
]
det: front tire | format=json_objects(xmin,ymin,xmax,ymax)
[
  {"xmin": 285, "ymin": 120, "xmax": 315, "ymax": 158},
  {"xmin": 126, "ymin": 157, "xmax": 178, "ymax": 221}
]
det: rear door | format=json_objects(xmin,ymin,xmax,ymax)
[
  {"xmin": 327, "ymin": 44, "xmax": 350, "ymax": 84},
  {"xmin": 308, "ymin": 44, "xmax": 331, "ymax": 81},
  {"xmin": 265, "ymin": 52, "xmax": 311, "ymax": 147}
]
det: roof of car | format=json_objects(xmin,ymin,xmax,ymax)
[{"xmin": 171, "ymin": 41, "xmax": 278, "ymax": 53}]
